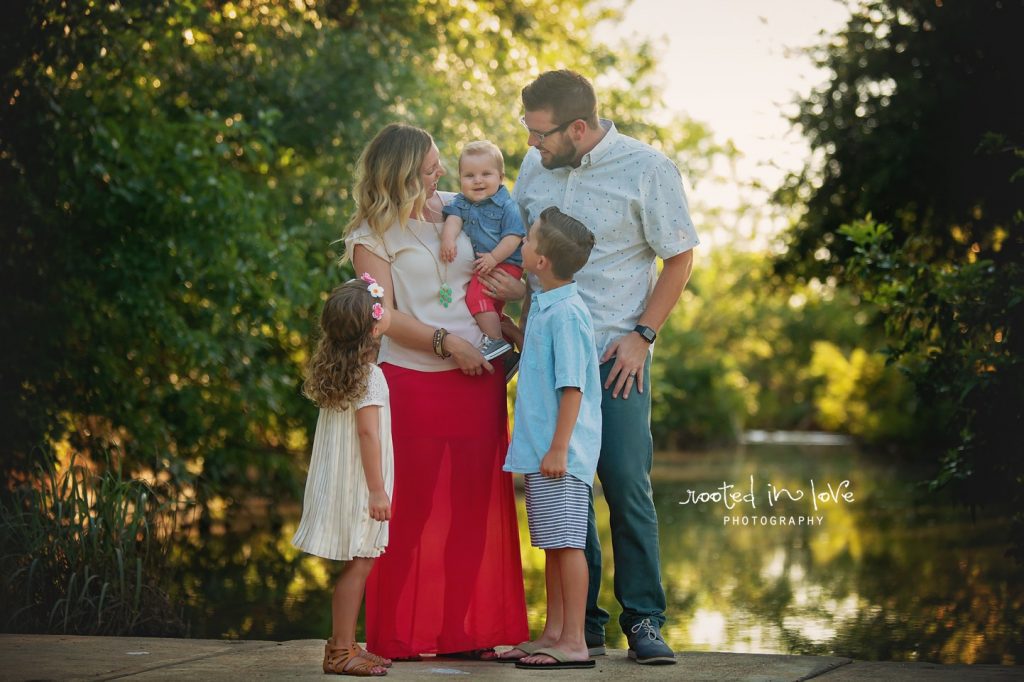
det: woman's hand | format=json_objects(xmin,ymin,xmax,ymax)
[
  {"xmin": 478, "ymin": 268, "xmax": 526, "ymax": 302},
  {"xmin": 444, "ymin": 334, "xmax": 495, "ymax": 376}
]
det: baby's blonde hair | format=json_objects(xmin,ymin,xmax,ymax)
[{"xmin": 459, "ymin": 140, "xmax": 505, "ymax": 175}]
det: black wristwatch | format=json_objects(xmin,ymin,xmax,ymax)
[{"xmin": 633, "ymin": 324, "xmax": 657, "ymax": 344}]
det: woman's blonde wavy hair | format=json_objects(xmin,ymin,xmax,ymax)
[
  {"xmin": 343, "ymin": 123, "xmax": 433, "ymax": 248},
  {"xmin": 303, "ymin": 280, "xmax": 381, "ymax": 411}
]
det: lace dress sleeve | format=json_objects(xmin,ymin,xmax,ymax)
[{"xmin": 356, "ymin": 365, "xmax": 387, "ymax": 409}]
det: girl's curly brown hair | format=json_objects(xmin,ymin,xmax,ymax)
[{"xmin": 303, "ymin": 280, "xmax": 382, "ymax": 410}]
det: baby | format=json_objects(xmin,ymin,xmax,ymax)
[{"xmin": 440, "ymin": 140, "xmax": 525, "ymax": 360}]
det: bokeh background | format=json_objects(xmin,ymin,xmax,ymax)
[{"xmin": 2, "ymin": 0, "xmax": 1021, "ymax": 665}]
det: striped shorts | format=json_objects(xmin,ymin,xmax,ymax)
[{"xmin": 524, "ymin": 473, "xmax": 590, "ymax": 549}]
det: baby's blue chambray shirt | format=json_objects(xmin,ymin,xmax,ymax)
[
  {"xmin": 442, "ymin": 185, "xmax": 526, "ymax": 266},
  {"xmin": 503, "ymin": 282, "xmax": 602, "ymax": 485}
]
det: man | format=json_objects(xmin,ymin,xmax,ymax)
[{"xmin": 511, "ymin": 69, "xmax": 698, "ymax": 665}]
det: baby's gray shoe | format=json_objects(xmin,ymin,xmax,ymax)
[{"xmin": 480, "ymin": 335, "xmax": 513, "ymax": 361}]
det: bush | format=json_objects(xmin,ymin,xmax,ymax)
[
  {"xmin": 0, "ymin": 454, "xmax": 185, "ymax": 635},
  {"xmin": 807, "ymin": 341, "xmax": 917, "ymax": 443},
  {"xmin": 840, "ymin": 217, "xmax": 1024, "ymax": 554},
  {"xmin": 650, "ymin": 247, "xmax": 914, "ymax": 448}
]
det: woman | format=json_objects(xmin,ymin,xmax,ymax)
[{"xmin": 344, "ymin": 123, "xmax": 529, "ymax": 659}]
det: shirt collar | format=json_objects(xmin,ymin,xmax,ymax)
[
  {"xmin": 492, "ymin": 184, "xmax": 512, "ymax": 206},
  {"xmin": 531, "ymin": 281, "xmax": 578, "ymax": 311},
  {"xmin": 579, "ymin": 119, "xmax": 618, "ymax": 168}
]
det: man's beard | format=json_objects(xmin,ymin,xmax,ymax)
[{"xmin": 539, "ymin": 138, "xmax": 578, "ymax": 169}]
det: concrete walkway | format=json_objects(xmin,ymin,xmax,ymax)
[{"xmin": 1, "ymin": 635, "xmax": 1021, "ymax": 681}]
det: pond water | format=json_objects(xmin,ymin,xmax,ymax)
[{"xmin": 170, "ymin": 443, "xmax": 1024, "ymax": 664}]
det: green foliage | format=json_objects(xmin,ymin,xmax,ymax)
[
  {"xmin": 840, "ymin": 217, "xmax": 1023, "ymax": 506},
  {"xmin": 1, "ymin": 1, "xmax": 335, "ymax": 499},
  {"xmin": 0, "ymin": 0, "xmax": 716, "ymax": 501},
  {"xmin": 807, "ymin": 340, "xmax": 915, "ymax": 442},
  {"xmin": 652, "ymin": 247, "xmax": 916, "ymax": 448},
  {"xmin": 0, "ymin": 454, "xmax": 185, "ymax": 635},
  {"xmin": 776, "ymin": 0, "xmax": 1023, "ymax": 277},
  {"xmin": 776, "ymin": 0, "xmax": 1024, "ymax": 553}
]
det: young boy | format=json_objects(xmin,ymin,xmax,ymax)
[
  {"xmin": 440, "ymin": 140, "xmax": 525, "ymax": 360},
  {"xmin": 501, "ymin": 207, "xmax": 601, "ymax": 670}
]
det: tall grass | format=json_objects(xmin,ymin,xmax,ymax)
[{"xmin": 0, "ymin": 454, "xmax": 185, "ymax": 635}]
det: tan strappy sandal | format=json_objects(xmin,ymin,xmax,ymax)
[
  {"xmin": 323, "ymin": 642, "xmax": 388, "ymax": 676},
  {"xmin": 360, "ymin": 648, "xmax": 392, "ymax": 668}
]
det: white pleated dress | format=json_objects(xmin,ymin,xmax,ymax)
[{"xmin": 292, "ymin": 364, "xmax": 394, "ymax": 561}]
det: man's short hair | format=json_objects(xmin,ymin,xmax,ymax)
[
  {"xmin": 460, "ymin": 140, "xmax": 505, "ymax": 174},
  {"xmin": 522, "ymin": 70, "xmax": 599, "ymax": 127},
  {"xmin": 535, "ymin": 207, "xmax": 596, "ymax": 280}
]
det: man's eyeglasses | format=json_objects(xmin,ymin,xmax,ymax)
[{"xmin": 519, "ymin": 116, "xmax": 576, "ymax": 143}]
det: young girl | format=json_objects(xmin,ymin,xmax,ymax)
[{"xmin": 292, "ymin": 274, "xmax": 394, "ymax": 677}]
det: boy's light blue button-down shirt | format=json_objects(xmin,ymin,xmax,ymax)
[
  {"xmin": 442, "ymin": 185, "xmax": 526, "ymax": 266},
  {"xmin": 504, "ymin": 282, "xmax": 602, "ymax": 485}
]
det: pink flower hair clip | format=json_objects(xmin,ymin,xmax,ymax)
[
  {"xmin": 361, "ymin": 272, "xmax": 385, "ymax": 299},
  {"xmin": 358, "ymin": 272, "xmax": 385, "ymax": 320}
]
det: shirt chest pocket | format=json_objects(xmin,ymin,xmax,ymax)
[
  {"xmin": 478, "ymin": 205, "xmax": 505, "ymax": 225},
  {"xmin": 581, "ymin": 197, "xmax": 632, "ymax": 241},
  {"xmin": 521, "ymin": 329, "xmax": 549, "ymax": 373}
]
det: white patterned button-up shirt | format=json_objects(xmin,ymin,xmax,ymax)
[{"xmin": 512, "ymin": 120, "xmax": 700, "ymax": 357}]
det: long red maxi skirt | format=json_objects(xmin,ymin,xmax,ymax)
[{"xmin": 365, "ymin": 362, "xmax": 529, "ymax": 657}]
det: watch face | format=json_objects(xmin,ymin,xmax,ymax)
[{"xmin": 635, "ymin": 325, "xmax": 656, "ymax": 342}]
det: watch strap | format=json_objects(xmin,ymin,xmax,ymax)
[{"xmin": 633, "ymin": 324, "xmax": 657, "ymax": 343}]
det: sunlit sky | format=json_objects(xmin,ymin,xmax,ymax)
[{"xmin": 600, "ymin": 0, "xmax": 852, "ymax": 246}]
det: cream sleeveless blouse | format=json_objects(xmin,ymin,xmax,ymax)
[{"xmin": 344, "ymin": 193, "xmax": 485, "ymax": 371}]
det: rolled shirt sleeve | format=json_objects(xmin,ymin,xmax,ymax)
[{"xmin": 640, "ymin": 158, "xmax": 700, "ymax": 260}]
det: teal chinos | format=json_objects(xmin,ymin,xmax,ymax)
[{"xmin": 585, "ymin": 355, "xmax": 667, "ymax": 639}]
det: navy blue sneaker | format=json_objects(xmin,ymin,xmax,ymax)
[
  {"xmin": 626, "ymin": 618, "xmax": 676, "ymax": 665},
  {"xmin": 585, "ymin": 633, "xmax": 606, "ymax": 657}
]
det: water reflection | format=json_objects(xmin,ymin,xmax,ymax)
[
  {"xmin": 171, "ymin": 444, "xmax": 1024, "ymax": 664},
  {"xmin": 649, "ymin": 445, "xmax": 1024, "ymax": 664}
]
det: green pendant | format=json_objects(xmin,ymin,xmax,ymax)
[{"xmin": 439, "ymin": 283, "xmax": 453, "ymax": 308}]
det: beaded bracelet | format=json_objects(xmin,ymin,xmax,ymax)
[
  {"xmin": 439, "ymin": 329, "xmax": 451, "ymax": 358},
  {"xmin": 432, "ymin": 328, "xmax": 451, "ymax": 359}
]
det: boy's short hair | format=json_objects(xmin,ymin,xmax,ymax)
[
  {"xmin": 535, "ymin": 207, "xmax": 596, "ymax": 280},
  {"xmin": 521, "ymin": 70, "xmax": 599, "ymax": 128},
  {"xmin": 460, "ymin": 140, "xmax": 505, "ymax": 174}
]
